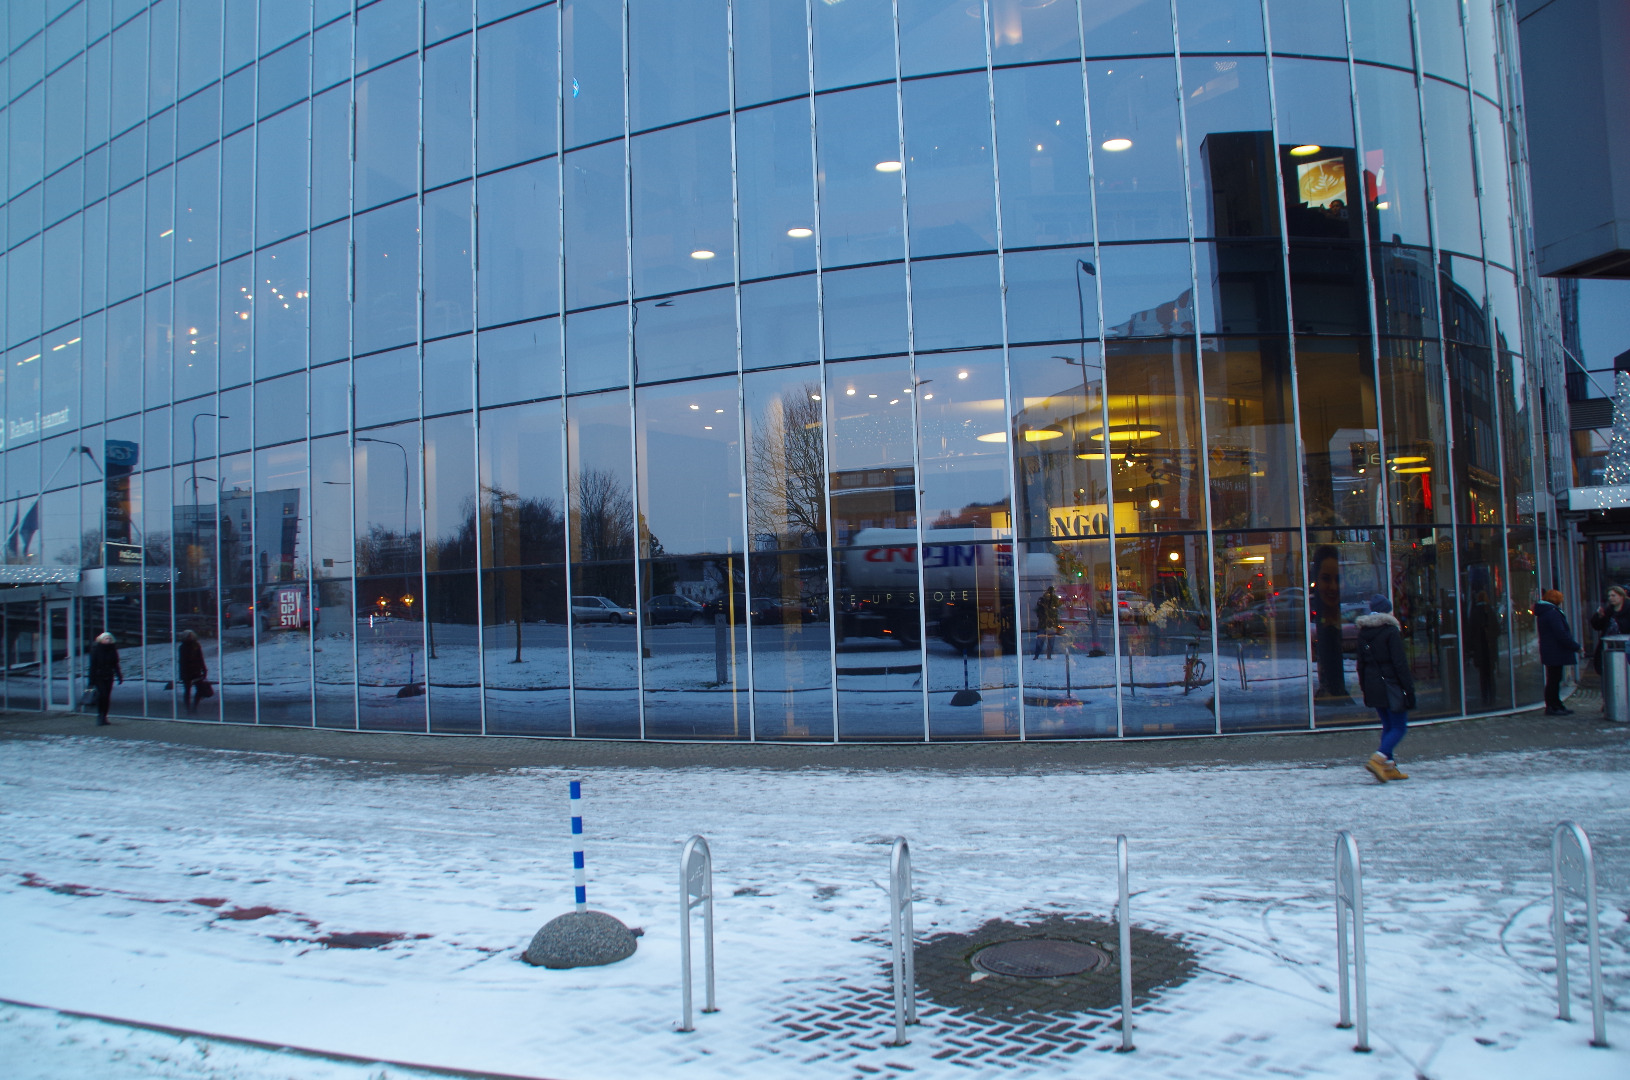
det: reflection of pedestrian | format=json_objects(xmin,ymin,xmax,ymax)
[
  {"xmin": 1356, "ymin": 595, "xmax": 1414, "ymax": 782},
  {"xmin": 88, "ymin": 632, "xmax": 123, "ymax": 726},
  {"xmin": 178, "ymin": 630, "xmax": 207, "ymax": 712},
  {"xmin": 1535, "ymin": 589, "xmax": 1581, "ymax": 716},
  {"xmin": 1033, "ymin": 586, "xmax": 1060, "ymax": 660},
  {"xmin": 1588, "ymin": 585, "xmax": 1630, "ymax": 674},
  {"xmin": 1466, "ymin": 591, "xmax": 1500, "ymax": 707},
  {"xmin": 1311, "ymin": 545, "xmax": 1348, "ymax": 699}
]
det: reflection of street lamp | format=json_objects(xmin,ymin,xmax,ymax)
[{"xmin": 356, "ymin": 436, "xmax": 410, "ymax": 543}]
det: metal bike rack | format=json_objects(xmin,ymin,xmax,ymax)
[
  {"xmin": 678, "ymin": 835, "xmax": 716, "ymax": 1032},
  {"xmin": 1117, "ymin": 835, "xmax": 1135, "ymax": 1052},
  {"xmin": 1552, "ymin": 822, "xmax": 1608, "ymax": 1047},
  {"xmin": 1334, "ymin": 831, "xmax": 1369, "ymax": 1052},
  {"xmin": 888, "ymin": 837, "xmax": 917, "ymax": 1046}
]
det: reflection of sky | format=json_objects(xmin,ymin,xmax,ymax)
[{"xmin": 1577, "ymin": 279, "xmax": 1630, "ymax": 372}]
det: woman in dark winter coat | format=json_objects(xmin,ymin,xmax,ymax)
[
  {"xmin": 177, "ymin": 629, "xmax": 207, "ymax": 712},
  {"xmin": 1355, "ymin": 594, "xmax": 1415, "ymax": 782},
  {"xmin": 1588, "ymin": 585, "xmax": 1630, "ymax": 674},
  {"xmin": 1535, "ymin": 588, "xmax": 1582, "ymax": 715},
  {"xmin": 87, "ymin": 632, "xmax": 123, "ymax": 726}
]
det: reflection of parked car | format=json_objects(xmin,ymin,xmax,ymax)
[
  {"xmin": 1111, "ymin": 590, "xmax": 1150, "ymax": 623},
  {"xmin": 750, "ymin": 597, "xmax": 818, "ymax": 625},
  {"xmin": 572, "ymin": 595, "xmax": 636, "ymax": 624},
  {"xmin": 645, "ymin": 594, "xmax": 707, "ymax": 626},
  {"xmin": 223, "ymin": 601, "xmax": 254, "ymax": 628},
  {"xmin": 1223, "ymin": 593, "xmax": 1305, "ymax": 639}
]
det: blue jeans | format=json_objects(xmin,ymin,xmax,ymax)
[{"xmin": 1376, "ymin": 709, "xmax": 1409, "ymax": 759}]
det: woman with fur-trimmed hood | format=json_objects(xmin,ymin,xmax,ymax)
[{"xmin": 1355, "ymin": 594, "xmax": 1415, "ymax": 782}]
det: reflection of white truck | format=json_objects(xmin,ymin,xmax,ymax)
[{"xmin": 839, "ymin": 528, "xmax": 1057, "ymax": 650}]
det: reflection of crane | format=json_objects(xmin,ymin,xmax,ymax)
[{"xmin": 7, "ymin": 445, "xmax": 102, "ymax": 560}]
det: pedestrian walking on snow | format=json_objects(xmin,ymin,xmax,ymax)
[
  {"xmin": 1535, "ymin": 588, "xmax": 1581, "ymax": 715},
  {"xmin": 1033, "ymin": 585, "xmax": 1060, "ymax": 660},
  {"xmin": 88, "ymin": 632, "xmax": 123, "ymax": 726},
  {"xmin": 1356, "ymin": 594, "xmax": 1415, "ymax": 782},
  {"xmin": 1588, "ymin": 585, "xmax": 1630, "ymax": 675},
  {"xmin": 177, "ymin": 629, "xmax": 208, "ymax": 712}
]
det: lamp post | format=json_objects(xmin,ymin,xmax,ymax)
[{"xmin": 357, "ymin": 436, "xmax": 428, "ymax": 661}]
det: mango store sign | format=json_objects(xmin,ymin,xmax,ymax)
[{"xmin": 1049, "ymin": 503, "xmax": 1139, "ymax": 539}]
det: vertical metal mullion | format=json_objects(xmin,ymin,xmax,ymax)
[
  {"xmin": 725, "ymin": 0, "xmax": 755, "ymax": 741},
  {"xmin": 466, "ymin": 9, "xmax": 488, "ymax": 735},
  {"xmin": 304, "ymin": 1, "xmax": 319, "ymax": 725},
  {"xmin": 888, "ymin": 0, "xmax": 930, "ymax": 743},
  {"xmin": 1341, "ymin": 0, "xmax": 1396, "ymax": 627},
  {"xmin": 136, "ymin": 4, "xmax": 155, "ymax": 720},
  {"xmin": 165, "ymin": 0, "xmax": 185, "ymax": 722},
  {"xmin": 242, "ymin": 0, "xmax": 262, "ymax": 726},
  {"xmin": 1407, "ymin": 0, "xmax": 1466, "ymax": 718},
  {"xmin": 1075, "ymin": 0, "xmax": 1121, "ymax": 738},
  {"xmin": 804, "ymin": 0, "xmax": 840, "ymax": 745},
  {"xmin": 554, "ymin": 3, "xmax": 577, "ymax": 738},
  {"xmin": 204, "ymin": 0, "xmax": 228, "ymax": 722},
  {"xmin": 346, "ymin": 1, "xmax": 362, "ymax": 731},
  {"xmin": 621, "ymin": 0, "xmax": 646, "ymax": 739},
  {"xmin": 415, "ymin": 0, "xmax": 431, "ymax": 732},
  {"xmin": 1261, "ymin": 1, "xmax": 1318, "ymax": 731},
  {"xmin": 980, "ymin": 0, "xmax": 1023, "ymax": 740},
  {"xmin": 1169, "ymin": 1, "xmax": 1222, "ymax": 735}
]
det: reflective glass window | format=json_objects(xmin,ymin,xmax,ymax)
[
  {"xmin": 258, "ymin": 35, "xmax": 309, "ymax": 119},
  {"xmin": 899, "ymin": 0, "xmax": 987, "ymax": 78},
  {"xmin": 1214, "ymin": 529, "xmax": 1307, "ymax": 733},
  {"xmin": 1424, "ymin": 80, "xmax": 1479, "ymax": 258},
  {"xmin": 914, "ymin": 349, "xmax": 1010, "ymax": 530},
  {"xmin": 176, "ymin": 84, "xmax": 221, "ymax": 160},
  {"xmin": 146, "ymin": 289, "xmax": 175, "ymax": 412},
  {"xmin": 735, "ymin": 101, "xmax": 817, "ymax": 280},
  {"xmin": 478, "ymin": 161, "xmax": 560, "ymax": 328},
  {"xmin": 742, "ymin": 275, "xmax": 820, "ymax": 371},
  {"xmin": 312, "ymin": 86, "xmax": 351, "ymax": 228},
  {"xmin": 174, "ymin": 148, "xmax": 219, "ymax": 281},
  {"xmin": 1175, "ymin": 0, "xmax": 1264, "ymax": 53},
  {"xmin": 1081, "ymin": 0, "xmax": 1171, "ymax": 59},
  {"xmin": 311, "ymin": 223, "xmax": 350, "ymax": 365},
  {"xmin": 1379, "ymin": 338, "xmax": 1450, "ymax": 525},
  {"xmin": 1183, "ymin": 56, "xmax": 1275, "ymax": 239},
  {"xmin": 563, "ymin": 0, "xmax": 624, "ymax": 149},
  {"xmin": 354, "ymin": 200, "xmax": 420, "ymax": 355},
  {"xmin": 1098, "ymin": 242, "xmax": 1194, "ymax": 338},
  {"xmin": 744, "ymin": 366, "xmax": 827, "ymax": 552},
  {"xmin": 815, "ymin": 84, "xmax": 906, "ymax": 269},
  {"xmin": 220, "ymin": 130, "xmax": 254, "ymax": 259},
  {"xmin": 356, "ymin": 0, "xmax": 419, "ymax": 73},
  {"xmin": 733, "ymin": 0, "xmax": 809, "ymax": 108},
  {"xmin": 636, "ymin": 375, "xmax": 743, "ymax": 556},
  {"xmin": 564, "ymin": 142, "xmax": 628, "ymax": 310},
  {"xmin": 631, "ymin": 117, "xmax": 734, "ymax": 297},
  {"xmin": 629, "ymin": 0, "xmax": 727, "ymax": 131},
  {"xmin": 425, "ymin": 411, "xmax": 477, "ymax": 572},
  {"xmin": 425, "ymin": 35, "xmax": 473, "ymax": 189},
  {"xmin": 106, "ymin": 184, "xmax": 143, "ymax": 306},
  {"xmin": 254, "ymin": 236, "xmax": 308, "ymax": 379},
  {"xmin": 356, "ymin": 59, "xmax": 418, "ymax": 212},
  {"xmin": 429, "ymin": 0, "xmax": 474, "ymax": 43},
  {"xmin": 1296, "ymin": 337, "xmax": 1381, "ymax": 528},
  {"xmin": 147, "ymin": 166, "xmax": 175, "ymax": 290},
  {"xmin": 249, "ymin": 443, "xmax": 313, "ymax": 725},
  {"xmin": 1465, "ymin": 0, "xmax": 1499, "ymax": 100},
  {"xmin": 1448, "ymin": 341, "xmax": 1501, "ymax": 524},
  {"xmin": 1355, "ymin": 63, "xmax": 1431, "ymax": 249},
  {"xmin": 1002, "ymin": 246, "xmax": 1099, "ymax": 344},
  {"xmin": 110, "ymin": 12, "xmax": 147, "ymax": 136},
  {"xmin": 565, "ymin": 304, "xmax": 629, "ymax": 394},
  {"xmin": 1194, "ymin": 240, "xmax": 1288, "ymax": 335},
  {"xmin": 633, "ymin": 287, "xmax": 735, "ymax": 385},
  {"xmin": 902, "ymin": 73, "xmax": 997, "ymax": 257},
  {"xmin": 180, "ymin": 0, "xmax": 225, "ymax": 98},
  {"xmin": 1115, "ymin": 530, "xmax": 1215, "ymax": 734},
  {"xmin": 425, "ymin": 183, "xmax": 474, "ymax": 339},
  {"xmin": 256, "ymin": 103, "xmax": 310, "ymax": 245},
  {"xmin": 1475, "ymin": 97, "xmax": 1514, "ymax": 268},
  {"xmin": 478, "ymin": 317, "xmax": 563, "ymax": 407},
  {"xmin": 424, "ymin": 335, "xmax": 475, "ymax": 417},
  {"xmin": 813, "ymin": 0, "xmax": 895, "ymax": 92},
  {"xmin": 1104, "ymin": 337, "xmax": 1207, "ymax": 530},
  {"xmin": 910, "ymin": 254, "xmax": 1002, "ymax": 353},
  {"xmin": 222, "ymin": 65, "xmax": 254, "ymax": 134},
  {"xmin": 1087, "ymin": 59, "xmax": 1187, "ymax": 243},
  {"xmin": 311, "ymin": 361, "xmax": 351, "ymax": 436},
  {"xmin": 1269, "ymin": 0, "xmax": 1345, "ymax": 58},
  {"xmin": 174, "ymin": 269, "xmax": 218, "ymax": 395},
  {"xmin": 1416, "ymin": 0, "xmax": 1468, "ymax": 84},
  {"xmin": 992, "ymin": 63, "xmax": 1093, "ymax": 249},
  {"xmin": 41, "ymin": 216, "xmax": 81, "ymax": 336},
  {"xmin": 355, "ymin": 346, "xmax": 420, "ymax": 429},
  {"xmin": 314, "ymin": 15, "xmax": 352, "ymax": 92},
  {"xmin": 44, "ymin": 57, "xmax": 86, "ymax": 176},
  {"xmin": 220, "ymin": 255, "xmax": 253, "ymax": 388},
  {"xmin": 259, "ymin": 0, "xmax": 307, "ymax": 56},
  {"xmin": 823, "ymin": 263, "xmax": 908, "ymax": 360},
  {"xmin": 254, "ymin": 372, "xmax": 307, "ymax": 446},
  {"xmin": 353, "ymin": 420, "xmax": 426, "ymax": 731},
  {"xmin": 1349, "ymin": 0, "xmax": 1414, "ymax": 68},
  {"xmin": 1202, "ymin": 337, "xmax": 1299, "ymax": 530},
  {"xmin": 477, "ymin": 7, "xmax": 557, "ymax": 172},
  {"xmin": 1459, "ymin": 525, "xmax": 1510, "ymax": 712}
]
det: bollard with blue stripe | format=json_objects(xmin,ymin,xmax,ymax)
[{"xmin": 570, "ymin": 780, "xmax": 587, "ymax": 913}]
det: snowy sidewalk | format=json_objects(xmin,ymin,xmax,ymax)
[{"xmin": 1, "ymin": 723, "xmax": 1627, "ymax": 1080}]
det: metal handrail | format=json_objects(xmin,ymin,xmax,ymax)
[
  {"xmin": 1552, "ymin": 821, "xmax": 1608, "ymax": 1048},
  {"xmin": 1334, "ymin": 830, "xmax": 1369, "ymax": 1053},
  {"xmin": 678, "ymin": 835, "xmax": 716, "ymax": 1033}
]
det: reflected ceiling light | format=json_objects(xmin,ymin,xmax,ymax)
[
  {"xmin": 1148, "ymin": 498, "xmax": 1161, "ymax": 509},
  {"xmin": 1167, "ymin": 551, "xmax": 1181, "ymax": 562},
  {"xmin": 1088, "ymin": 425, "xmax": 1162, "ymax": 442},
  {"xmin": 1289, "ymin": 144, "xmax": 1322, "ymax": 156},
  {"xmin": 704, "ymin": 425, "xmax": 713, "ymax": 430},
  {"xmin": 1393, "ymin": 465, "xmax": 1432, "ymax": 474},
  {"xmin": 715, "ymin": 408, "xmax": 724, "ymax": 413},
  {"xmin": 889, "ymin": 398, "xmax": 900, "ymax": 405},
  {"xmin": 1375, "ymin": 201, "xmax": 1390, "ymax": 210},
  {"xmin": 1100, "ymin": 138, "xmax": 1133, "ymax": 152},
  {"xmin": 868, "ymin": 393, "xmax": 878, "ymax": 398},
  {"xmin": 1035, "ymin": 143, "xmax": 1044, "ymax": 151},
  {"xmin": 957, "ymin": 371, "xmax": 969, "ymax": 379},
  {"xmin": 846, "ymin": 387, "xmax": 856, "ymax": 395},
  {"xmin": 875, "ymin": 160, "xmax": 903, "ymax": 172},
  {"xmin": 1022, "ymin": 429, "xmax": 1064, "ymax": 442},
  {"xmin": 787, "ymin": 227, "xmax": 813, "ymax": 238},
  {"xmin": 810, "ymin": 393, "xmax": 821, "ymax": 400},
  {"xmin": 1240, "ymin": 555, "xmax": 1267, "ymax": 564},
  {"xmin": 690, "ymin": 249, "xmax": 716, "ymax": 259},
  {"xmin": 1390, "ymin": 455, "xmax": 1428, "ymax": 464},
  {"xmin": 1075, "ymin": 451, "xmax": 1126, "ymax": 460},
  {"xmin": 690, "ymin": 404, "xmax": 700, "ymax": 410},
  {"xmin": 923, "ymin": 393, "xmax": 934, "ymax": 400},
  {"xmin": 976, "ymin": 431, "xmax": 1009, "ymax": 443}
]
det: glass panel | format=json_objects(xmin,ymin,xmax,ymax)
[
  {"xmin": 633, "ymin": 287, "xmax": 736, "ymax": 385},
  {"xmin": 255, "ymin": 102, "xmax": 309, "ymax": 246},
  {"xmin": 1448, "ymin": 342, "xmax": 1501, "ymax": 525},
  {"xmin": 1373, "ymin": 246, "xmax": 1438, "ymax": 337},
  {"xmin": 902, "ymin": 72, "xmax": 997, "ymax": 257},
  {"xmin": 640, "ymin": 555, "xmax": 747, "ymax": 738},
  {"xmin": 355, "ymin": 420, "xmax": 427, "ymax": 732},
  {"xmin": 476, "ymin": 7, "xmax": 557, "ymax": 172},
  {"xmin": 815, "ymin": 84, "xmax": 906, "ymax": 270},
  {"xmin": 990, "ymin": 0, "xmax": 1080, "ymax": 66},
  {"xmin": 1392, "ymin": 527, "xmax": 1460, "ymax": 718},
  {"xmin": 1349, "ymin": 0, "xmax": 1414, "ymax": 68},
  {"xmin": 312, "ymin": 87, "xmax": 351, "ymax": 227},
  {"xmin": 1081, "ymin": 0, "xmax": 1171, "ymax": 58},
  {"xmin": 1378, "ymin": 338, "xmax": 1450, "ymax": 525},
  {"xmin": 1460, "ymin": 525, "xmax": 1510, "ymax": 713},
  {"xmin": 1098, "ymin": 242, "xmax": 1194, "ymax": 339},
  {"xmin": 910, "ymin": 255, "xmax": 1003, "ymax": 353},
  {"xmin": 1115, "ymin": 532, "xmax": 1214, "ymax": 734},
  {"xmin": 1416, "ymin": 0, "xmax": 1467, "ymax": 85},
  {"xmin": 258, "ymin": 36, "xmax": 309, "ymax": 119},
  {"xmin": 1088, "ymin": 58, "xmax": 1187, "ymax": 242},
  {"xmin": 1508, "ymin": 528, "xmax": 1543, "ymax": 709},
  {"xmin": 253, "ymin": 444, "xmax": 313, "ymax": 726},
  {"xmin": 566, "ymin": 391, "xmax": 640, "ymax": 737},
  {"xmin": 741, "ymin": 275, "xmax": 819, "ymax": 370},
  {"xmin": 813, "ymin": 0, "xmax": 895, "ymax": 92},
  {"xmin": 827, "ymin": 356, "xmax": 924, "ymax": 740},
  {"xmin": 563, "ymin": 0, "xmax": 624, "ymax": 149},
  {"xmin": 992, "ymin": 64, "xmax": 1093, "ymax": 250},
  {"xmin": 173, "ymin": 460, "xmax": 218, "ymax": 720},
  {"xmin": 482, "ymin": 566, "xmax": 570, "ymax": 733},
  {"xmin": 1001, "ymin": 246, "xmax": 1100, "ymax": 344},
  {"xmin": 631, "ymin": 118, "xmax": 734, "ymax": 297},
  {"xmin": 355, "ymin": 346, "xmax": 420, "ymax": 430},
  {"xmin": 629, "ymin": 0, "xmax": 728, "ymax": 132},
  {"xmin": 914, "ymin": 349, "xmax": 1009, "ymax": 530},
  {"xmin": 565, "ymin": 304, "xmax": 629, "ymax": 394},
  {"xmin": 254, "ymin": 237, "xmax": 308, "ymax": 379},
  {"xmin": 735, "ymin": 101, "xmax": 817, "ymax": 280},
  {"xmin": 424, "ymin": 336, "xmax": 475, "ymax": 417},
  {"xmin": 356, "ymin": 59, "xmax": 418, "ymax": 212},
  {"xmin": 478, "ymin": 317, "xmax": 563, "ymax": 407},
  {"xmin": 564, "ymin": 142, "xmax": 628, "ymax": 311},
  {"xmin": 1104, "ymin": 337, "xmax": 1208, "ymax": 530},
  {"xmin": 899, "ymin": 0, "xmax": 987, "ymax": 78},
  {"xmin": 1183, "ymin": 56, "xmax": 1276, "ymax": 239},
  {"xmin": 217, "ymin": 451, "xmax": 255, "ymax": 722},
  {"xmin": 1423, "ymin": 79, "xmax": 1481, "ymax": 257},
  {"xmin": 254, "ymin": 372, "xmax": 306, "ymax": 447},
  {"xmin": 733, "ymin": 0, "xmax": 809, "ymax": 108},
  {"xmin": 311, "ymin": 433, "xmax": 356, "ymax": 727},
  {"xmin": 823, "ymin": 263, "xmax": 908, "ymax": 360},
  {"xmin": 1296, "ymin": 337, "xmax": 1381, "ymax": 528},
  {"xmin": 925, "ymin": 541, "xmax": 1019, "ymax": 738},
  {"xmin": 1216, "ymin": 529, "xmax": 1308, "ymax": 732},
  {"xmin": 356, "ymin": 0, "xmax": 418, "ymax": 72},
  {"xmin": 425, "ymin": 43, "xmax": 474, "ymax": 192},
  {"xmin": 426, "ymin": 570, "xmax": 480, "ymax": 733},
  {"xmin": 1175, "ymin": 0, "xmax": 1264, "ymax": 53},
  {"xmin": 175, "ymin": 146, "xmax": 219, "ymax": 280},
  {"xmin": 354, "ymin": 200, "xmax": 420, "ymax": 355},
  {"xmin": 1195, "ymin": 240, "xmax": 1288, "ymax": 335},
  {"xmin": 1269, "ymin": 0, "xmax": 1345, "ymax": 58},
  {"xmin": 312, "ymin": 224, "xmax": 350, "ymax": 365},
  {"xmin": 1202, "ymin": 336, "xmax": 1299, "ymax": 530},
  {"xmin": 478, "ymin": 161, "xmax": 560, "ymax": 328},
  {"xmin": 1308, "ymin": 529, "xmax": 1387, "ymax": 725},
  {"xmin": 425, "ymin": 183, "xmax": 474, "ymax": 339},
  {"xmin": 1475, "ymin": 97, "xmax": 1513, "ymax": 268}
]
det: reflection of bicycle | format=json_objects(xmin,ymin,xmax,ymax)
[{"xmin": 1182, "ymin": 638, "xmax": 1209, "ymax": 695}]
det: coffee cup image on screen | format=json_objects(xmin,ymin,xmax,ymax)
[{"xmin": 1297, "ymin": 158, "xmax": 1349, "ymax": 209}]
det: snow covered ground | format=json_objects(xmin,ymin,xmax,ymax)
[{"xmin": 1, "ymin": 730, "xmax": 1627, "ymax": 1080}]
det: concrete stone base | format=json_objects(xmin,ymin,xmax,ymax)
[{"xmin": 522, "ymin": 910, "xmax": 639, "ymax": 969}]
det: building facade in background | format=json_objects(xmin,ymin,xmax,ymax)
[{"xmin": 0, "ymin": 0, "xmax": 1567, "ymax": 739}]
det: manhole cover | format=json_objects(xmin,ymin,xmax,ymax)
[{"xmin": 971, "ymin": 939, "xmax": 1110, "ymax": 978}]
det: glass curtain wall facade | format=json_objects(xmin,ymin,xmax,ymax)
[{"xmin": 0, "ymin": 0, "xmax": 1558, "ymax": 738}]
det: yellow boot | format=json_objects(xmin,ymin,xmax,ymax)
[
  {"xmin": 1365, "ymin": 752, "xmax": 1390, "ymax": 783},
  {"xmin": 1382, "ymin": 759, "xmax": 1409, "ymax": 781}
]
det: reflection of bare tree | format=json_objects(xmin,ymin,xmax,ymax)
[
  {"xmin": 354, "ymin": 523, "xmax": 423, "ymax": 576},
  {"xmin": 748, "ymin": 382, "xmax": 826, "ymax": 549},
  {"xmin": 572, "ymin": 467, "xmax": 635, "ymax": 562}
]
